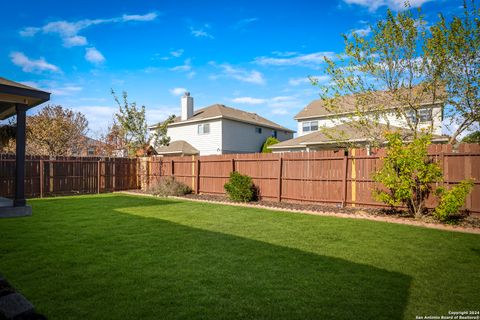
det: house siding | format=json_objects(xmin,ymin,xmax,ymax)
[
  {"xmin": 297, "ymin": 104, "xmax": 443, "ymax": 137},
  {"xmin": 221, "ymin": 119, "xmax": 293, "ymax": 154},
  {"xmin": 167, "ymin": 120, "xmax": 223, "ymax": 155}
]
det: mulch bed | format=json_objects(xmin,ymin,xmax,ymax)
[
  {"xmin": 120, "ymin": 190, "xmax": 480, "ymax": 231},
  {"xmin": 182, "ymin": 193, "xmax": 480, "ymax": 229}
]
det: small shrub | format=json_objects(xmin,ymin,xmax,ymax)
[
  {"xmin": 224, "ymin": 171, "xmax": 257, "ymax": 202},
  {"xmin": 148, "ymin": 176, "xmax": 192, "ymax": 197},
  {"xmin": 434, "ymin": 179, "xmax": 474, "ymax": 221}
]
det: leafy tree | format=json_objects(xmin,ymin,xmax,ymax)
[
  {"xmin": 152, "ymin": 114, "xmax": 176, "ymax": 148},
  {"xmin": 99, "ymin": 121, "xmax": 127, "ymax": 157},
  {"xmin": 462, "ymin": 131, "xmax": 480, "ymax": 143},
  {"xmin": 427, "ymin": 2, "xmax": 479, "ymax": 143},
  {"xmin": 26, "ymin": 105, "xmax": 89, "ymax": 156},
  {"xmin": 261, "ymin": 136, "xmax": 279, "ymax": 153},
  {"xmin": 0, "ymin": 123, "xmax": 16, "ymax": 151},
  {"xmin": 373, "ymin": 132, "xmax": 443, "ymax": 218},
  {"xmin": 111, "ymin": 89, "xmax": 149, "ymax": 156},
  {"xmin": 319, "ymin": 8, "xmax": 443, "ymax": 147}
]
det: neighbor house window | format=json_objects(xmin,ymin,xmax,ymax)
[
  {"xmin": 87, "ymin": 148, "xmax": 95, "ymax": 156},
  {"xmin": 302, "ymin": 121, "xmax": 318, "ymax": 132},
  {"xmin": 407, "ymin": 108, "xmax": 432, "ymax": 123},
  {"xmin": 272, "ymin": 130, "xmax": 278, "ymax": 138},
  {"xmin": 198, "ymin": 123, "xmax": 210, "ymax": 135},
  {"xmin": 255, "ymin": 127, "xmax": 262, "ymax": 134}
]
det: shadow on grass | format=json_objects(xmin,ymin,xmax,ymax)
[{"xmin": 2, "ymin": 195, "xmax": 411, "ymax": 320}]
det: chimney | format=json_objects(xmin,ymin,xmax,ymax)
[{"xmin": 181, "ymin": 92, "xmax": 194, "ymax": 121}]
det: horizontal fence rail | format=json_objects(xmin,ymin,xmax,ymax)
[{"xmin": 1, "ymin": 143, "xmax": 479, "ymax": 216}]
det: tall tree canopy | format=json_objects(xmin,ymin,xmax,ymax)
[
  {"xmin": 26, "ymin": 105, "xmax": 89, "ymax": 156},
  {"xmin": 427, "ymin": 1, "xmax": 479, "ymax": 143},
  {"xmin": 318, "ymin": 3, "xmax": 479, "ymax": 145},
  {"xmin": 111, "ymin": 90, "xmax": 149, "ymax": 156}
]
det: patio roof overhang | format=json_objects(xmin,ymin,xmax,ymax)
[
  {"xmin": 0, "ymin": 77, "xmax": 50, "ymax": 217},
  {"xmin": 0, "ymin": 77, "xmax": 50, "ymax": 120}
]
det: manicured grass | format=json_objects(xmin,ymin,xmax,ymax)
[{"xmin": 0, "ymin": 194, "xmax": 479, "ymax": 319}]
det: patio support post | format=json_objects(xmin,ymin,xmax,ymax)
[{"xmin": 14, "ymin": 103, "xmax": 27, "ymax": 207}]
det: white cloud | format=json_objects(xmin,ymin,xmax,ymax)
[
  {"xmin": 170, "ymin": 49, "xmax": 184, "ymax": 58},
  {"xmin": 19, "ymin": 27, "xmax": 40, "ymax": 37},
  {"xmin": 49, "ymin": 86, "xmax": 83, "ymax": 96},
  {"xmin": 121, "ymin": 13, "xmax": 158, "ymax": 22},
  {"xmin": 289, "ymin": 75, "xmax": 330, "ymax": 86},
  {"xmin": 170, "ymin": 87, "xmax": 187, "ymax": 96},
  {"xmin": 63, "ymin": 35, "xmax": 87, "ymax": 47},
  {"xmin": 231, "ymin": 94, "xmax": 303, "ymax": 116},
  {"xmin": 170, "ymin": 58, "xmax": 192, "ymax": 72},
  {"xmin": 155, "ymin": 49, "xmax": 184, "ymax": 61},
  {"xmin": 211, "ymin": 63, "xmax": 265, "ymax": 85},
  {"xmin": 85, "ymin": 47, "xmax": 105, "ymax": 64},
  {"xmin": 232, "ymin": 18, "xmax": 259, "ymax": 30},
  {"xmin": 231, "ymin": 97, "xmax": 266, "ymax": 105},
  {"xmin": 343, "ymin": 0, "xmax": 431, "ymax": 11},
  {"xmin": 350, "ymin": 26, "xmax": 372, "ymax": 37},
  {"xmin": 190, "ymin": 25, "xmax": 214, "ymax": 39},
  {"xmin": 10, "ymin": 52, "xmax": 60, "ymax": 73},
  {"xmin": 19, "ymin": 12, "xmax": 158, "ymax": 47},
  {"xmin": 254, "ymin": 51, "xmax": 336, "ymax": 69}
]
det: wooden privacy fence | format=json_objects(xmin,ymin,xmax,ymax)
[
  {"xmin": 0, "ymin": 155, "xmax": 139, "ymax": 198},
  {"xmin": 143, "ymin": 144, "xmax": 480, "ymax": 216}
]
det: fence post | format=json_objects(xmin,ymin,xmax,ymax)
[
  {"xmin": 39, "ymin": 159, "xmax": 44, "ymax": 198},
  {"xmin": 195, "ymin": 158, "xmax": 200, "ymax": 194},
  {"xmin": 231, "ymin": 158, "xmax": 235, "ymax": 173},
  {"xmin": 351, "ymin": 149, "xmax": 356, "ymax": 207},
  {"xmin": 277, "ymin": 156, "xmax": 283, "ymax": 202},
  {"xmin": 97, "ymin": 160, "xmax": 101, "ymax": 194},
  {"xmin": 112, "ymin": 160, "xmax": 116, "ymax": 191},
  {"xmin": 465, "ymin": 153, "xmax": 472, "ymax": 210},
  {"xmin": 342, "ymin": 154, "xmax": 348, "ymax": 207},
  {"xmin": 440, "ymin": 152, "xmax": 447, "ymax": 188},
  {"xmin": 49, "ymin": 159, "xmax": 54, "ymax": 194}
]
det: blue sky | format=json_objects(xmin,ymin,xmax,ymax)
[{"xmin": 1, "ymin": 0, "xmax": 461, "ymax": 137}]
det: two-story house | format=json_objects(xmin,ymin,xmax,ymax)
[
  {"xmin": 269, "ymin": 87, "xmax": 449, "ymax": 152},
  {"xmin": 149, "ymin": 92, "xmax": 294, "ymax": 156}
]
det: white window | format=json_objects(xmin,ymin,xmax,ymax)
[
  {"xmin": 407, "ymin": 108, "xmax": 432, "ymax": 123},
  {"xmin": 198, "ymin": 123, "xmax": 210, "ymax": 135},
  {"xmin": 302, "ymin": 121, "xmax": 319, "ymax": 132},
  {"xmin": 255, "ymin": 127, "xmax": 262, "ymax": 134}
]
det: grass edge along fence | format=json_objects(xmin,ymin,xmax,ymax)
[{"xmin": 142, "ymin": 144, "xmax": 480, "ymax": 216}]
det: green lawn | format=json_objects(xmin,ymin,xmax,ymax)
[{"xmin": 0, "ymin": 194, "xmax": 479, "ymax": 319}]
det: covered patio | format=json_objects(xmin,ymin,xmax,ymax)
[{"xmin": 0, "ymin": 77, "xmax": 50, "ymax": 217}]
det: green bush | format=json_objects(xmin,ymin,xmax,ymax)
[
  {"xmin": 148, "ymin": 176, "xmax": 192, "ymax": 197},
  {"xmin": 373, "ymin": 133, "xmax": 443, "ymax": 218},
  {"xmin": 261, "ymin": 137, "xmax": 280, "ymax": 153},
  {"xmin": 224, "ymin": 171, "xmax": 257, "ymax": 202},
  {"xmin": 434, "ymin": 179, "xmax": 475, "ymax": 221}
]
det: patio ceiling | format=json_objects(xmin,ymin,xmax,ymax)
[{"xmin": 0, "ymin": 77, "xmax": 50, "ymax": 120}]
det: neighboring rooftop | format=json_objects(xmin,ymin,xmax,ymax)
[
  {"xmin": 151, "ymin": 104, "xmax": 294, "ymax": 133},
  {"xmin": 155, "ymin": 140, "xmax": 199, "ymax": 156},
  {"xmin": 295, "ymin": 85, "xmax": 445, "ymax": 120},
  {"xmin": 269, "ymin": 122, "xmax": 449, "ymax": 150}
]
